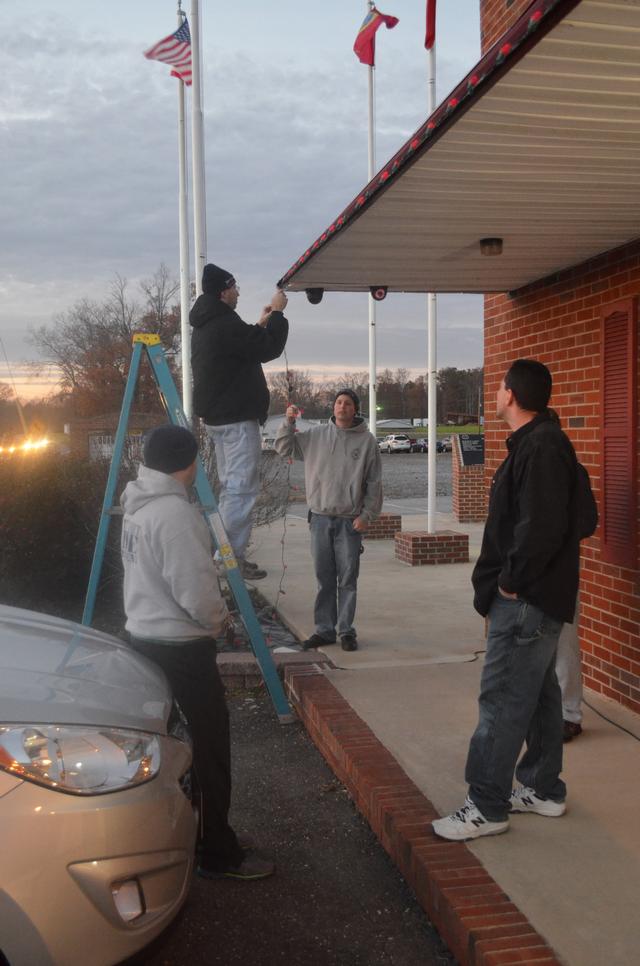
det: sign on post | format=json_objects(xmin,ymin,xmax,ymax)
[{"xmin": 458, "ymin": 434, "xmax": 485, "ymax": 466}]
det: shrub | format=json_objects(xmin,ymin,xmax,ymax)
[{"xmin": 0, "ymin": 452, "xmax": 133, "ymax": 617}]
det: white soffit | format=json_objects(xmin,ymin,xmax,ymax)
[{"xmin": 280, "ymin": 0, "xmax": 640, "ymax": 295}]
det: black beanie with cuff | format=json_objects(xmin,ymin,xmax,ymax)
[
  {"xmin": 143, "ymin": 425, "xmax": 198, "ymax": 474},
  {"xmin": 202, "ymin": 263, "xmax": 236, "ymax": 297}
]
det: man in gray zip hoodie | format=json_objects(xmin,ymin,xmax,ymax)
[
  {"xmin": 121, "ymin": 425, "xmax": 273, "ymax": 881},
  {"xmin": 274, "ymin": 390, "xmax": 382, "ymax": 651}
]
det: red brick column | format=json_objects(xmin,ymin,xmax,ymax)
[
  {"xmin": 453, "ymin": 438, "xmax": 488, "ymax": 523},
  {"xmin": 364, "ymin": 512, "xmax": 402, "ymax": 540},
  {"xmin": 395, "ymin": 530, "xmax": 469, "ymax": 565}
]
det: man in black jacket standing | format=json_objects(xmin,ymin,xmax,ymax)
[
  {"xmin": 190, "ymin": 263, "xmax": 289, "ymax": 578},
  {"xmin": 433, "ymin": 359, "xmax": 580, "ymax": 842}
]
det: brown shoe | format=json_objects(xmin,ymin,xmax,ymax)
[{"xmin": 563, "ymin": 720, "xmax": 583, "ymax": 742}]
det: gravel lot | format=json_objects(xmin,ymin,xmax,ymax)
[
  {"xmin": 128, "ymin": 691, "xmax": 454, "ymax": 966},
  {"xmin": 285, "ymin": 452, "xmax": 452, "ymax": 501}
]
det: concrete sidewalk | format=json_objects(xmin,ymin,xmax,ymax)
[{"xmin": 252, "ymin": 507, "xmax": 640, "ymax": 966}]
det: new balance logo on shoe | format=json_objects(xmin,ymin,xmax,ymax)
[
  {"xmin": 432, "ymin": 797, "xmax": 509, "ymax": 841},
  {"xmin": 509, "ymin": 786, "xmax": 566, "ymax": 817}
]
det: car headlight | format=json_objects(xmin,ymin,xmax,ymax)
[{"xmin": 0, "ymin": 725, "xmax": 161, "ymax": 795}]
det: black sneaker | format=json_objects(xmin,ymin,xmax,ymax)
[
  {"xmin": 341, "ymin": 634, "xmax": 358, "ymax": 652},
  {"xmin": 198, "ymin": 849, "xmax": 275, "ymax": 881},
  {"xmin": 563, "ymin": 720, "xmax": 583, "ymax": 742},
  {"xmin": 301, "ymin": 633, "xmax": 336, "ymax": 651},
  {"xmin": 239, "ymin": 561, "xmax": 267, "ymax": 580}
]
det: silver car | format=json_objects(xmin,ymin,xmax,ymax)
[
  {"xmin": 379, "ymin": 434, "xmax": 412, "ymax": 454},
  {"xmin": 0, "ymin": 605, "xmax": 197, "ymax": 966}
]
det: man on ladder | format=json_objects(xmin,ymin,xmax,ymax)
[
  {"xmin": 121, "ymin": 424, "xmax": 274, "ymax": 880},
  {"xmin": 190, "ymin": 262, "xmax": 289, "ymax": 579}
]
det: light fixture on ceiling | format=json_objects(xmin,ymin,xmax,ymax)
[{"xmin": 480, "ymin": 237, "xmax": 503, "ymax": 256}]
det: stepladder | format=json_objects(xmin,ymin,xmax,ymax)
[{"xmin": 82, "ymin": 333, "xmax": 295, "ymax": 723}]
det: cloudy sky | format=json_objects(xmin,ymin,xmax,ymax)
[{"xmin": 1, "ymin": 0, "xmax": 484, "ymax": 398}]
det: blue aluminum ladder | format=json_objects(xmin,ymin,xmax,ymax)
[{"xmin": 82, "ymin": 333, "xmax": 295, "ymax": 723}]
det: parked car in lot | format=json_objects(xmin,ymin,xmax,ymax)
[
  {"xmin": 440, "ymin": 435, "xmax": 453, "ymax": 452},
  {"xmin": 415, "ymin": 438, "xmax": 445, "ymax": 454},
  {"xmin": 378, "ymin": 433, "xmax": 412, "ymax": 453},
  {"xmin": 0, "ymin": 604, "xmax": 197, "ymax": 966}
]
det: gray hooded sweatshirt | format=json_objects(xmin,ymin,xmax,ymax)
[
  {"xmin": 120, "ymin": 466, "xmax": 227, "ymax": 642},
  {"xmin": 274, "ymin": 417, "xmax": 382, "ymax": 523}
]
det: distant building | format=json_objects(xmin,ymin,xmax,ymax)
[{"xmin": 66, "ymin": 413, "xmax": 159, "ymax": 461}]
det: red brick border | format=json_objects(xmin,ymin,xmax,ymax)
[{"xmin": 285, "ymin": 665, "xmax": 561, "ymax": 966}]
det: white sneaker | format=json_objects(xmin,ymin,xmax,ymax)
[
  {"xmin": 432, "ymin": 797, "xmax": 509, "ymax": 841},
  {"xmin": 510, "ymin": 786, "xmax": 566, "ymax": 817}
]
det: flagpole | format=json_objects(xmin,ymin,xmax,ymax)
[
  {"xmin": 367, "ymin": 2, "xmax": 377, "ymax": 437},
  {"xmin": 176, "ymin": 3, "xmax": 192, "ymax": 418},
  {"xmin": 190, "ymin": 0, "xmax": 207, "ymax": 297},
  {"xmin": 426, "ymin": 39, "xmax": 437, "ymax": 532}
]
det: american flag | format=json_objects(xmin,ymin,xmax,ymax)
[{"xmin": 144, "ymin": 18, "xmax": 192, "ymax": 86}]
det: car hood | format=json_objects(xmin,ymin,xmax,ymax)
[{"xmin": 0, "ymin": 605, "xmax": 171, "ymax": 734}]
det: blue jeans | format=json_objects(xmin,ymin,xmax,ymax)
[
  {"xmin": 309, "ymin": 514, "xmax": 362, "ymax": 639},
  {"xmin": 465, "ymin": 594, "xmax": 566, "ymax": 821},
  {"xmin": 205, "ymin": 420, "xmax": 262, "ymax": 561}
]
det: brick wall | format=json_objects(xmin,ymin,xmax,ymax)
[
  {"xmin": 452, "ymin": 442, "xmax": 488, "ymax": 523},
  {"xmin": 484, "ymin": 239, "xmax": 640, "ymax": 714},
  {"xmin": 480, "ymin": 0, "xmax": 533, "ymax": 52}
]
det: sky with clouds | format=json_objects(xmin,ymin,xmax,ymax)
[{"xmin": 1, "ymin": 1, "xmax": 484, "ymax": 398}]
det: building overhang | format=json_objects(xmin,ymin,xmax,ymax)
[{"xmin": 279, "ymin": 0, "xmax": 640, "ymax": 296}]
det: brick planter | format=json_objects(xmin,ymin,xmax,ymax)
[
  {"xmin": 395, "ymin": 530, "xmax": 469, "ymax": 566},
  {"xmin": 364, "ymin": 512, "xmax": 402, "ymax": 540}
]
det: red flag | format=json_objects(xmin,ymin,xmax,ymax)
[
  {"xmin": 144, "ymin": 18, "xmax": 192, "ymax": 86},
  {"xmin": 425, "ymin": 0, "xmax": 436, "ymax": 51},
  {"xmin": 353, "ymin": 7, "xmax": 399, "ymax": 67}
]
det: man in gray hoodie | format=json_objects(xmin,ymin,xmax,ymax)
[
  {"xmin": 274, "ymin": 390, "xmax": 382, "ymax": 652},
  {"xmin": 121, "ymin": 424, "xmax": 273, "ymax": 881}
]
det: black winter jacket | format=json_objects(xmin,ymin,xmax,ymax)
[
  {"xmin": 471, "ymin": 412, "xmax": 580, "ymax": 624},
  {"xmin": 189, "ymin": 295, "xmax": 289, "ymax": 425}
]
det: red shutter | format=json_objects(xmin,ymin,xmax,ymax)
[{"xmin": 600, "ymin": 298, "xmax": 638, "ymax": 569}]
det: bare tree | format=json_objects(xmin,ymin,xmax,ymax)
[
  {"xmin": 27, "ymin": 268, "xmax": 181, "ymax": 417},
  {"xmin": 267, "ymin": 369, "xmax": 323, "ymax": 416}
]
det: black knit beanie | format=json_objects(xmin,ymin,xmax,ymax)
[
  {"xmin": 143, "ymin": 425, "xmax": 198, "ymax": 474},
  {"xmin": 202, "ymin": 263, "xmax": 236, "ymax": 297},
  {"xmin": 334, "ymin": 388, "xmax": 360, "ymax": 412}
]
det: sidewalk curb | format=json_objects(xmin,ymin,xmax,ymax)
[
  {"xmin": 284, "ymin": 664, "xmax": 562, "ymax": 966},
  {"xmin": 218, "ymin": 649, "xmax": 330, "ymax": 690}
]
